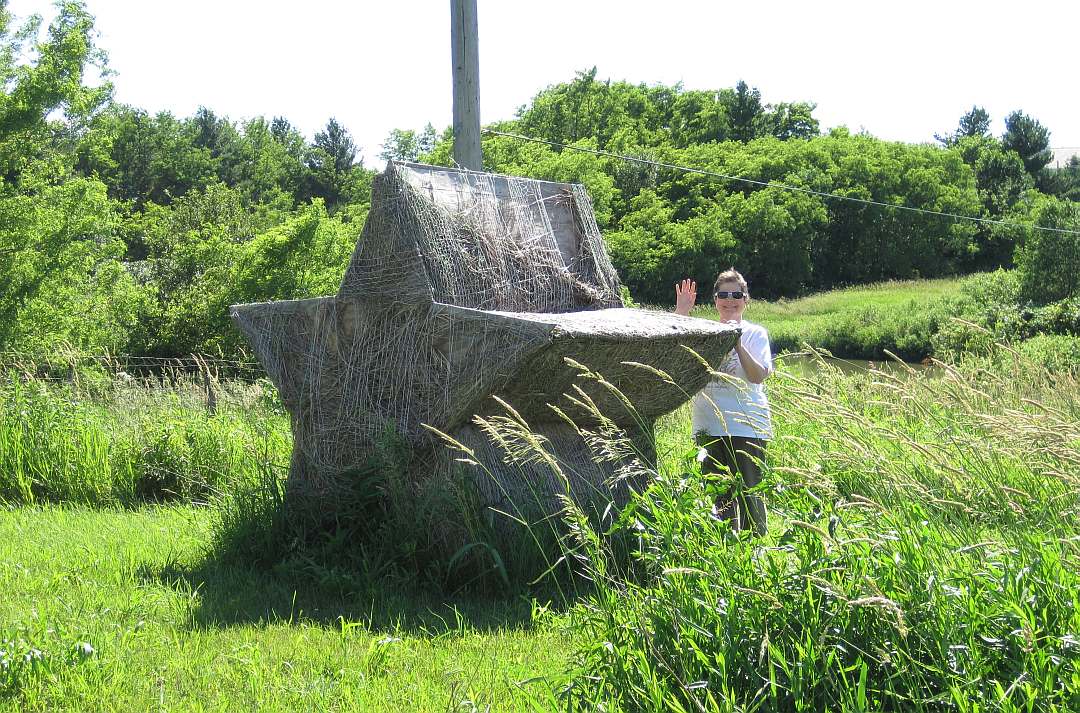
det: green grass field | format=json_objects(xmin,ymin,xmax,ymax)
[
  {"xmin": 3, "ymin": 278, "xmax": 1080, "ymax": 710},
  {"xmin": 744, "ymin": 277, "xmax": 962, "ymax": 344},
  {"xmin": 688, "ymin": 276, "xmax": 966, "ymax": 359},
  {"xmin": 0, "ymin": 506, "xmax": 568, "ymax": 711}
]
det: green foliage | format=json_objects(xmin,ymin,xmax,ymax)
[
  {"xmin": 379, "ymin": 123, "xmax": 437, "ymax": 163},
  {"xmin": 234, "ymin": 116, "xmax": 304, "ymax": 211},
  {"xmin": 945, "ymin": 268, "xmax": 1080, "ymax": 348},
  {"xmin": 300, "ymin": 118, "xmax": 374, "ymax": 213},
  {"xmin": 75, "ymin": 106, "xmax": 219, "ymax": 207},
  {"xmin": 141, "ymin": 193, "xmax": 360, "ymax": 357},
  {"xmin": 0, "ymin": 364, "xmax": 558, "ymax": 593},
  {"xmin": 0, "ymin": 174, "xmax": 144, "ymax": 358},
  {"xmin": 0, "ymin": 622, "xmax": 95, "ymax": 701},
  {"xmin": 0, "ymin": 367, "xmax": 289, "ymax": 505},
  {"xmin": 214, "ymin": 429, "xmax": 559, "ymax": 593},
  {"xmin": 514, "ymin": 70, "xmax": 818, "ymax": 152},
  {"xmin": 1043, "ymin": 155, "xmax": 1080, "ymax": 202},
  {"xmin": 935, "ymin": 105, "xmax": 991, "ymax": 146},
  {"xmin": 4, "ymin": 327, "xmax": 1080, "ymax": 708},
  {"xmin": 190, "ymin": 107, "xmax": 246, "ymax": 186},
  {"xmin": 1014, "ymin": 334, "xmax": 1080, "ymax": 375},
  {"xmin": 723, "ymin": 271, "xmax": 1078, "ymax": 367},
  {"xmin": 1, "ymin": 17, "xmax": 1075, "ymax": 369},
  {"xmin": 0, "ymin": 2, "xmax": 142, "ymax": 360},
  {"xmin": 491, "ymin": 355, "xmax": 1080, "ymax": 711},
  {"xmin": 75, "ymin": 106, "xmax": 327, "ymax": 214},
  {"xmin": 0, "ymin": 0, "xmax": 111, "ymax": 178},
  {"xmin": 1011, "ymin": 193, "xmax": 1080, "ymax": 304},
  {"xmin": 1002, "ymin": 110, "xmax": 1053, "ymax": 177},
  {"xmin": 954, "ymin": 134, "xmax": 1031, "ymax": 219},
  {"xmin": 601, "ymin": 134, "xmax": 981, "ymax": 301}
]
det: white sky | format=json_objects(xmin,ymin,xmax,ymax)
[{"xmin": 9, "ymin": 0, "xmax": 1080, "ymax": 166}]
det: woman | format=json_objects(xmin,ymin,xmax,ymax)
[{"xmin": 674, "ymin": 268, "xmax": 773, "ymax": 534}]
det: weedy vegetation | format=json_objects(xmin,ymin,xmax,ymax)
[
  {"xmin": 2, "ymin": 336, "xmax": 1079, "ymax": 710},
  {"xmin": 0, "ymin": 358, "xmax": 289, "ymax": 506},
  {"xmin": 531, "ymin": 348, "xmax": 1080, "ymax": 711}
]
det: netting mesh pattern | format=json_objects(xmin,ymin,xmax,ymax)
[
  {"xmin": 339, "ymin": 162, "xmax": 622, "ymax": 312},
  {"xmin": 231, "ymin": 162, "xmax": 738, "ymax": 520}
]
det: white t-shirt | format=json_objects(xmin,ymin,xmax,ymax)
[{"xmin": 691, "ymin": 320, "xmax": 773, "ymax": 439}]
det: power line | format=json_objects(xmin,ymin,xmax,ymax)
[{"xmin": 483, "ymin": 129, "xmax": 1080, "ymax": 237}]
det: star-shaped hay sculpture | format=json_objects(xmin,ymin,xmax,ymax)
[{"xmin": 231, "ymin": 162, "xmax": 739, "ymax": 522}]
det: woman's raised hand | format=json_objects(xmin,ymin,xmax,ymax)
[{"xmin": 674, "ymin": 278, "xmax": 697, "ymax": 316}]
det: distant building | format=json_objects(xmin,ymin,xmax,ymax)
[{"xmin": 1051, "ymin": 147, "xmax": 1080, "ymax": 167}]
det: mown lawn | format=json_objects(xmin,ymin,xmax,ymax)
[{"xmin": 0, "ymin": 506, "xmax": 567, "ymax": 711}]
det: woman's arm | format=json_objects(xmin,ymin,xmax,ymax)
[{"xmin": 735, "ymin": 338, "xmax": 771, "ymax": 384}]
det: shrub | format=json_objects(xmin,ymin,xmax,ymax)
[
  {"xmin": 1016, "ymin": 334, "xmax": 1080, "ymax": 375},
  {"xmin": 929, "ymin": 319, "xmax": 996, "ymax": 361},
  {"xmin": 141, "ymin": 198, "xmax": 359, "ymax": 358},
  {"xmin": 1016, "ymin": 297, "xmax": 1080, "ymax": 340},
  {"xmin": 1013, "ymin": 193, "xmax": 1080, "ymax": 304}
]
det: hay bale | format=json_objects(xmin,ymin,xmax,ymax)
[{"xmin": 231, "ymin": 162, "xmax": 738, "ymax": 522}]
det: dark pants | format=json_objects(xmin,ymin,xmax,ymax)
[{"xmin": 696, "ymin": 435, "xmax": 768, "ymax": 535}]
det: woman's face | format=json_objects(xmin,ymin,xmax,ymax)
[{"xmin": 713, "ymin": 280, "xmax": 748, "ymax": 323}]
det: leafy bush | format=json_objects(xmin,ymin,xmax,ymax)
[
  {"xmin": 929, "ymin": 319, "xmax": 996, "ymax": 361},
  {"xmin": 590, "ymin": 132, "xmax": 983, "ymax": 302},
  {"xmin": 1012, "ymin": 193, "xmax": 1080, "ymax": 304},
  {"xmin": 0, "ymin": 177, "xmax": 147, "ymax": 360},
  {"xmin": 1016, "ymin": 334, "xmax": 1080, "ymax": 375},
  {"xmin": 929, "ymin": 270, "xmax": 1080, "ymax": 364},
  {"xmin": 139, "ymin": 195, "xmax": 360, "ymax": 358}
]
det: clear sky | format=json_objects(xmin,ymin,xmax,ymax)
[{"xmin": 9, "ymin": 0, "xmax": 1079, "ymax": 166}]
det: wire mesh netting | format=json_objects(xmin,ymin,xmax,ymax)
[{"xmin": 231, "ymin": 162, "xmax": 739, "ymax": 522}]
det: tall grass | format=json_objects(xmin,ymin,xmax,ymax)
[
  {"xmin": 4, "ymin": 339, "xmax": 1080, "ymax": 709},
  {"xmin": 208, "ymin": 429, "xmax": 567, "ymax": 594},
  {"xmin": 454, "ymin": 347, "xmax": 1080, "ymax": 711},
  {"xmin": 0, "ymin": 367, "xmax": 290, "ymax": 505},
  {"xmin": 0, "ymin": 363, "xmax": 575, "ymax": 593}
]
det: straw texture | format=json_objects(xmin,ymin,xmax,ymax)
[{"xmin": 231, "ymin": 162, "xmax": 738, "ymax": 521}]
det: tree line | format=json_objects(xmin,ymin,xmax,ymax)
[{"xmin": 2, "ymin": 3, "xmax": 1077, "ymax": 362}]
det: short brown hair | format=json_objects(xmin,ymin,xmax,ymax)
[{"xmin": 713, "ymin": 267, "xmax": 748, "ymax": 295}]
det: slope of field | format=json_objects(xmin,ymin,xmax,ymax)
[
  {"xmin": 687, "ymin": 276, "xmax": 965, "ymax": 359},
  {"xmin": 747, "ymin": 277, "xmax": 961, "ymax": 348}
]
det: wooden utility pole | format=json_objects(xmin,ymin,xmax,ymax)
[{"xmin": 450, "ymin": 0, "xmax": 482, "ymax": 170}]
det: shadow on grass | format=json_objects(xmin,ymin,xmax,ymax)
[
  {"xmin": 130, "ymin": 440, "xmax": 594, "ymax": 634},
  {"xmin": 131, "ymin": 470, "xmax": 575, "ymax": 634},
  {"xmin": 135, "ymin": 553, "xmax": 554, "ymax": 635}
]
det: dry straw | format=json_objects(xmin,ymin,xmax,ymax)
[{"xmin": 231, "ymin": 162, "xmax": 739, "ymax": 523}]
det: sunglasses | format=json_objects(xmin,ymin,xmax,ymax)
[{"xmin": 713, "ymin": 290, "xmax": 746, "ymax": 300}]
